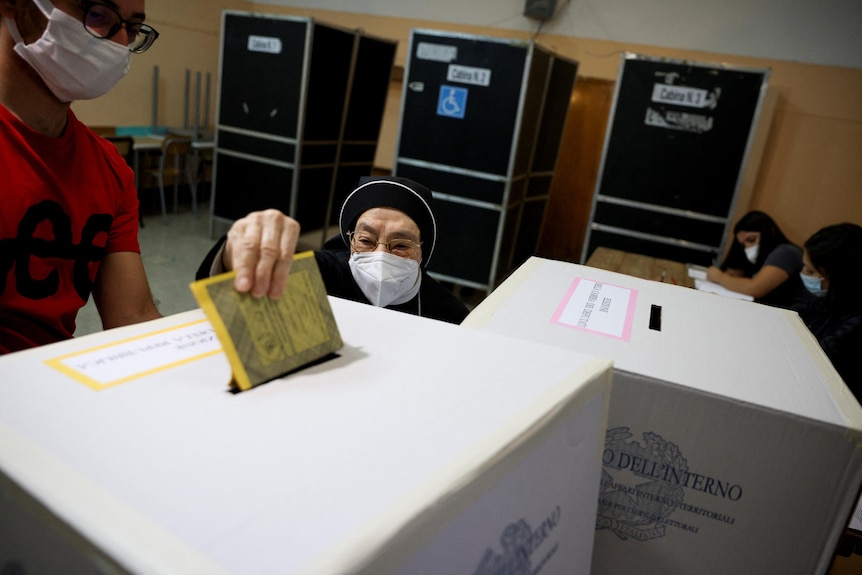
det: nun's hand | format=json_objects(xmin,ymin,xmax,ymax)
[{"xmin": 223, "ymin": 209, "xmax": 300, "ymax": 298}]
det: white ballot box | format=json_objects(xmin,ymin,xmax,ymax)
[
  {"xmin": 0, "ymin": 297, "xmax": 612, "ymax": 575},
  {"xmin": 463, "ymin": 256, "xmax": 862, "ymax": 575}
]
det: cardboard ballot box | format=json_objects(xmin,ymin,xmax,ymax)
[
  {"xmin": 463, "ymin": 256, "xmax": 862, "ymax": 575},
  {"xmin": 0, "ymin": 297, "xmax": 611, "ymax": 575}
]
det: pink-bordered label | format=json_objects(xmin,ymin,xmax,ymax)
[{"xmin": 551, "ymin": 277, "xmax": 638, "ymax": 341}]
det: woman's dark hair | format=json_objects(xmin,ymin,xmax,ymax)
[
  {"xmin": 721, "ymin": 211, "xmax": 793, "ymax": 275},
  {"xmin": 805, "ymin": 223, "xmax": 862, "ymax": 312}
]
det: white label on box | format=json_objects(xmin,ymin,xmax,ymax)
[
  {"xmin": 551, "ymin": 278, "xmax": 637, "ymax": 341},
  {"xmin": 247, "ymin": 35, "xmax": 282, "ymax": 54},
  {"xmin": 645, "ymin": 107, "xmax": 714, "ymax": 133},
  {"xmin": 44, "ymin": 320, "xmax": 222, "ymax": 390},
  {"xmin": 651, "ymin": 84, "xmax": 712, "ymax": 108},
  {"xmin": 447, "ymin": 64, "xmax": 491, "ymax": 87},
  {"xmin": 416, "ymin": 42, "xmax": 458, "ymax": 62}
]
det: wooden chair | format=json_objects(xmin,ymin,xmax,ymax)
[
  {"xmin": 89, "ymin": 125, "xmax": 116, "ymax": 137},
  {"xmin": 143, "ymin": 137, "xmax": 197, "ymax": 224}
]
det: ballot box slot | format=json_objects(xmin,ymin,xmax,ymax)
[
  {"xmin": 228, "ymin": 352, "xmax": 341, "ymax": 394},
  {"xmin": 649, "ymin": 304, "xmax": 662, "ymax": 331}
]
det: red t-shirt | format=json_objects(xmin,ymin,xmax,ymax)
[{"xmin": 0, "ymin": 105, "xmax": 140, "ymax": 354}]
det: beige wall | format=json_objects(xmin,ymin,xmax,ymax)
[
  {"xmin": 73, "ymin": 1, "xmax": 862, "ymax": 247},
  {"xmin": 72, "ymin": 0, "xmax": 251, "ymax": 129}
]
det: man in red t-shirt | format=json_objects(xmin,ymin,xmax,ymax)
[{"xmin": 0, "ymin": 0, "xmax": 300, "ymax": 354}]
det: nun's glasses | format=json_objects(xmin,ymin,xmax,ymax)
[{"xmin": 348, "ymin": 231, "xmax": 422, "ymax": 259}]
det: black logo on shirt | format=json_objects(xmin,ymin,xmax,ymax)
[{"xmin": 1, "ymin": 200, "xmax": 112, "ymax": 300}]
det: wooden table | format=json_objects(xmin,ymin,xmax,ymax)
[{"xmin": 584, "ymin": 246, "xmax": 696, "ymax": 288}]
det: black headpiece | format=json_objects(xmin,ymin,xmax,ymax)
[{"xmin": 338, "ymin": 176, "xmax": 436, "ymax": 267}]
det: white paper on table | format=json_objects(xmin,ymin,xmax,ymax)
[
  {"xmin": 687, "ymin": 266, "xmax": 708, "ymax": 280},
  {"xmin": 694, "ymin": 279, "xmax": 754, "ymax": 301}
]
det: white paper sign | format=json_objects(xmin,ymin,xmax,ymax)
[
  {"xmin": 417, "ymin": 42, "xmax": 458, "ymax": 62},
  {"xmin": 45, "ymin": 320, "xmax": 222, "ymax": 389},
  {"xmin": 247, "ymin": 35, "xmax": 282, "ymax": 54},
  {"xmin": 551, "ymin": 278, "xmax": 637, "ymax": 341},
  {"xmin": 447, "ymin": 64, "xmax": 491, "ymax": 87},
  {"xmin": 651, "ymin": 84, "xmax": 712, "ymax": 108}
]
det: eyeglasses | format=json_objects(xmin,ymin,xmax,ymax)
[
  {"xmin": 78, "ymin": 1, "xmax": 160, "ymax": 53},
  {"xmin": 348, "ymin": 231, "xmax": 422, "ymax": 258}
]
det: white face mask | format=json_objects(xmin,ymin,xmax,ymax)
[
  {"xmin": 744, "ymin": 244, "xmax": 759, "ymax": 264},
  {"xmin": 4, "ymin": 0, "xmax": 131, "ymax": 102},
  {"xmin": 349, "ymin": 251, "xmax": 422, "ymax": 308}
]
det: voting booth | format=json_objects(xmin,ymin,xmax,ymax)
[
  {"xmin": 210, "ymin": 12, "xmax": 396, "ymax": 238},
  {"xmin": 464, "ymin": 257, "xmax": 862, "ymax": 574},
  {"xmin": 394, "ymin": 30, "xmax": 578, "ymax": 290},
  {"xmin": 0, "ymin": 299, "xmax": 612, "ymax": 574},
  {"xmin": 582, "ymin": 53, "xmax": 770, "ymax": 266}
]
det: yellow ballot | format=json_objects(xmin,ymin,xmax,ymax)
[{"xmin": 190, "ymin": 251, "xmax": 342, "ymax": 391}]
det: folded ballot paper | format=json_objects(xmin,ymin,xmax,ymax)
[
  {"xmin": 687, "ymin": 265, "xmax": 754, "ymax": 301},
  {"xmin": 190, "ymin": 251, "xmax": 342, "ymax": 391}
]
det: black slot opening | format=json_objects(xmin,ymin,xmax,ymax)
[{"xmin": 649, "ymin": 305, "xmax": 662, "ymax": 331}]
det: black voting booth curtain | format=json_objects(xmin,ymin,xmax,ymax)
[{"xmin": 584, "ymin": 55, "xmax": 769, "ymax": 266}]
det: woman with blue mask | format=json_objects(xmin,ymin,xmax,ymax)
[
  {"xmin": 706, "ymin": 211, "xmax": 812, "ymax": 310},
  {"xmin": 799, "ymin": 259, "xmax": 828, "ymax": 298},
  {"xmin": 799, "ymin": 223, "xmax": 862, "ymax": 401}
]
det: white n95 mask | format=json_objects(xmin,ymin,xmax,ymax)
[
  {"xmin": 4, "ymin": 0, "xmax": 131, "ymax": 102},
  {"xmin": 349, "ymin": 251, "xmax": 422, "ymax": 308},
  {"xmin": 744, "ymin": 244, "xmax": 759, "ymax": 264}
]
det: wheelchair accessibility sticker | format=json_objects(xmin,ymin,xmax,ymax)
[{"xmin": 437, "ymin": 85, "xmax": 468, "ymax": 119}]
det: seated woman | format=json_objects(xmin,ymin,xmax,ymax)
[
  {"xmin": 799, "ymin": 223, "xmax": 862, "ymax": 401},
  {"xmin": 706, "ymin": 211, "xmax": 811, "ymax": 310}
]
